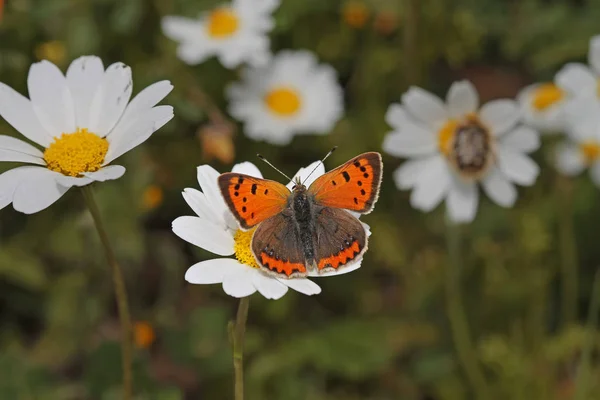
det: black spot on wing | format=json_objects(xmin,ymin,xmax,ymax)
[
  {"xmin": 251, "ymin": 184, "xmax": 257, "ymax": 195},
  {"xmin": 342, "ymin": 171, "xmax": 350, "ymax": 182}
]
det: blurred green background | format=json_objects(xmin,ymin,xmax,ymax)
[{"xmin": 1, "ymin": 0, "xmax": 600, "ymax": 398}]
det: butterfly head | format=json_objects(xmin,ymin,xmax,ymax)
[{"xmin": 291, "ymin": 176, "xmax": 307, "ymax": 192}]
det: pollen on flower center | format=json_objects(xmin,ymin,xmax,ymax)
[
  {"xmin": 43, "ymin": 128, "xmax": 108, "ymax": 177},
  {"xmin": 531, "ymin": 83, "xmax": 564, "ymax": 111},
  {"xmin": 580, "ymin": 141, "xmax": 600, "ymax": 164},
  {"xmin": 233, "ymin": 228, "xmax": 259, "ymax": 268},
  {"xmin": 207, "ymin": 8, "xmax": 239, "ymax": 38},
  {"xmin": 264, "ymin": 87, "xmax": 302, "ymax": 117},
  {"xmin": 438, "ymin": 119, "xmax": 459, "ymax": 155}
]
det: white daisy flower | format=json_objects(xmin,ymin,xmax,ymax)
[
  {"xmin": 555, "ymin": 100, "xmax": 600, "ymax": 185},
  {"xmin": 226, "ymin": 50, "xmax": 344, "ymax": 145},
  {"xmin": 517, "ymin": 82, "xmax": 569, "ymax": 134},
  {"xmin": 173, "ymin": 160, "xmax": 366, "ymax": 299},
  {"xmin": 161, "ymin": 0, "xmax": 280, "ymax": 68},
  {"xmin": 555, "ymin": 35, "xmax": 600, "ymax": 103},
  {"xmin": 383, "ymin": 80, "xmax": 540, "ymax": 223},
  {"xmin": 0, "ymin": 56, "xmax": 173, "ymax": 214}
]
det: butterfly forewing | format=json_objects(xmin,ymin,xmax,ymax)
[
  {"xmin": 251, "ymin": 213, "xmax": 308, "ymax": 278},
  {"xmin": 308, "ymin": 152, "xmax": 382, "ymax": 214},
  {"xmin": 218, "ymin": 173, "xmax": 290, "ymax": 230},
  {"xmin": 313, "ymin": 207, "xmax": 367, "ymax": 272}
]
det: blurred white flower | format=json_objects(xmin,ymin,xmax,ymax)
[
  {"xmin": 0, "ymin": 56, "xmax": 173, "ymax": 214},
  {"xmin": 173, "ymin": 160, "xmax": 366, "ymax": 299},
  {"xmin": 555, "ymin": 100, "xmax": 600, "ymax": 185},
  {"xmin": 518, "ymin": 82, "xmax": 569, "ymax": 134},
  {"xmin": 383, "ymin": 80, "xmax": 540, "ymax": 223},
  {"xmin": 161, "ymin": 0, "xmax": 280, "ymax": 68},
  {"xmin": 555, "ymin": 35, "xmax": 600, "ymax": 102},
  {"xmin": 226, "ymin": 50, "xmax": 344, "ymax": 145}
]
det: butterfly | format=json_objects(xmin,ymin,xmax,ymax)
[{"xmin": 218, "ymin": 152, "xmax": 383, "ymax": 279}]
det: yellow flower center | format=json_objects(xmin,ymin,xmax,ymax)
[
  {"xmin": 580, "ymin": 141, "xmax": 600, "ymax": 164},
  {"xmin": 438, "ymin": 119, "xmax": 459, "ymax": 155},
  {"xmin": 264, "ymin": 87, "xmax": 302, "ymax": 117},
  {"xmin": 531, "ymin": 83, "xmax": 564, "ymax": 111},
  {"xmin": 43, "ymin": 128, "xmax": 108, "ymax": 177},
  {"xmin": 206, "ymin": 8, "xmax": 239, "ymax": 38},
  {"xmin": 233, "ymin": 228, "xmax": 259, "ymax": 269}
]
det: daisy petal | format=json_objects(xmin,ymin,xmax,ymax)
[
  {"xmin": 393, "ymin": 156, "xmax": 439, "ymax": 190},
  {"xmin": 28, "ymin": 60, "xmax": 76, "ymax": 136},
  {"xmin": 447, "ymin": 80, "xmax": 479, "ymax": 118},
  {"xmin": 232, "ymin": 162, "xmax": 263, "ymax": 178},
  {"xmin": 279, "ymin": 278, "xmax": 321, "ymax": 295},
  {"xmin": 83, "ymin": 165, "xmax": 126, "ymax": 181},
  {"xmin": 55, "ymin": 176, "xmax": 93, "ymax": 187},
  {"xmin": 410, "ymin": 157, "xmax": 451, "ymax": 212},
  {"xmin": 481, "ymin": 167, "xmax": 517, "ymax": 207},
  {"xmin": 497, "ymin": 148, "xmax": 540, "ymax": 186},
  {"xmin": 161, "ymin": 16, "xmax": 202, "ymax": 42},
  {"xmin": 589, "ymin": 35, "xmax": 600, "ymax": 75},
  {"xmin": 0, "ymin": 166, "xmax": 46, "ymax": 210},
  {"xmin": 556, "ymin": 63, "xmax": 597, "ymax": 94},
  {"xmin": 499, "ymin": 126, "xmax": 540, "ymax": 153},
  {"xmin": 0, "ymin": 135, "xmax": 45, "ymax": 165},
  {"xmin": 88, "ymin": 62, "xmax": 133, "ymax": 137},
  {"xmin": 479, "ymin": 100, "xmax": 520, "ymax": 136},
  {"xmin": 385, "ymin": 103, "xmax": 408, "ymax": 128},
  {"xmin": 12, "ymin": 168, "xmax": 71, "ymax": 214},
  {"xmin": 252, "ymin": 272, "xmax": 289, "ymax": 299},
  {"xmin": 172, "ymin": 216, "xmax": 235, "ymax": 256},
  {"xmin": 121, "ymin": 81, "xmax": 173, "ymax": 119},
  {"xmin": 0, "ymin": 83, "xmax": 53, "ymax": 147},
  {"xmin": 382, "ymin": 123, "xmax": 437, "ymax": 157},
  {"xmin": 223, "ymin": 267, "xmax": 257, "ymax": 298},
  {"xmin": 402, "ymin": 86, "xmax": 447, "ymax": 127},
  {"xmin": 185, "ymin": 258, "xmax": 241, "ymax": 284},
  {"xmin": 66, "ymin": 56, "xmax": 104, "ymax": 128},
  {"xmin": 590, "ymin": 162, "xmax": 600, "ymax": 186},
  {"xmin": 182, "ymin": 188, "xmax": 213, "ymax": 220},
  {"xmin": 196, "ymin": 165, "xmax": 233, "ymax": 229},
  {"xmin": 446, "ymin": 179, "xmax": 478, "ymax": 223},
  {"xmin": 555, "ymin": 142, "xmax": 586, "ymax": 176}
]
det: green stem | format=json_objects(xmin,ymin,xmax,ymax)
[
  {"xmin": 444, "ymin": 220, "xmax": 490, "ymax": 399},
  {"xmin": 557, "ymin": 176, "xmax": 579, "ymax": 328},
  {"xmin": 233, "ymin": 296, "xmax": 250, "ymax": 400},
  {"xmin": 574, "ymin": 270, "xmax": 600, "ymax": 400},
  {"xmin": 81, "ymin": 186, "xmax": 133, "ymax": 400}
]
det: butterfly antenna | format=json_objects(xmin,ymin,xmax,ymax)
[
  {"xmin": 257, "ymin": 154, "xmax": 293, "ymax": 181},
  {"xmin": 301, "ymin": 146, "xmax": 338, "ymax": 185}
]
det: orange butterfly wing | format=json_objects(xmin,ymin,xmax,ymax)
[
  {"xmin": 308, "ymin": 152, "xmax": 382, "ymax": 213},
  {"xmin": 218, "ymin": 173, "xmax": 290, "ymax": 230}
]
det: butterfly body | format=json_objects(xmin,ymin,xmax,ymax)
[{"xmin": 219, "ymin": 152, "xmax": 382, "ymax": 279}]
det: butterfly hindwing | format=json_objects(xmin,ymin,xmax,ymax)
[
  {"xmin": 251, "ymin": 212, "xmax": 308, "ymax": 278},
  {"xmin": 218, "ymin": 173, "xmax": 290, "ymax": 230},
  {"xmin": 308, "ymin": 152, "xmax": 382, "ymax": 214},
  {"xmin": 313, "ymin": 207, "xmax": 367, "ymax": 272}
]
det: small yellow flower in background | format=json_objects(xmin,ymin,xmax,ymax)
[
  {"xmin": 133, "ymin": 321, "xmax": 156, "ymax": 349},
  {"xmin": 373, "ymin": 11, "xmax": 398, "ymax": 35},
  {"xmin": 141, "ymin": 185, "xmax": 164, "ymax": 211},
  {"xmin": 342, "ymin": 1, "xmax": 369, "ymax": 29},
  {"xmin": 34, "ymin": 41, "xmax": 66, "ymax": 65},
  {"xmin": 518, "ymin": 82, "xmax": 568, "ymax": 134}
]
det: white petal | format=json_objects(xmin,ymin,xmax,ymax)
[
  {"xmin": 402, "ymin": 86, "xmax": 447, "ymax": 127},
  {"xmin": 252, "ymin": 272, "xmax": 289, "ymax": 299},
  {"xmin": 222, "ymin": 267, "xmax": 257, "ymax": 298},
  {"xmin": 392, "ymin": 156, "xmax": 439, "ymax": 190},
  {"xmin": 279, "ymin": 278, "xmax": 322, "ymax": 295},
  {"xmin": 497, "ymin": 148, "xmax": 540, "ymax": 186},
  {"xmin": 55, "ymin": 175, "xmax": 93, "ymax": 187},
  {"xmin": 232, "ymin": 162, "xmax": 263, "ymax": 178},
  {"xmin": 88, "ymin": 62, "xmax": 133, "ymax": 137},
  {"xmin": 555, "ymin": 142, "xmax": 586, "ymax": 176},
  {"xmin": 161, "ymin": 16, "xmax": 201, "ymax": 42},
  {"xmin": 446, "ymin": 180, "xmax": 478, "ymax": 223},
  {"xmin": 0, "ymin": 166, "xmax": 47, "ymax": 210},
  {"xmin": 590, "ymin": 162, "xmax": 600, "ymax": 186},
  {"xmin": 479, "ymin": 100, "xmax": 520, "ymax": 136},
  {"xmin": 589, "ymin": 35, "xmax": 600, "ymax": 75},
  {"xmin": 182, "ymin": 188, "xmax": 213, "ymax": 220},
  {"xmin": 121, "ymin": 81, "xmax": 173, "ymax": 119},
  {"xmin": 499, "ymin": 126, "xmax": 540, "ymax": 153},
  {"xmin": 410, "ymin": 157, "xmax": 451, "ymax": 212},
  {"xmin": 172, "ymin": 216, "xmax": 234, "ymax": 256},
  {"xmin": 0, "ymin": 83, "xmax": 53, "ymax": 147},
  {"xmin": 66, "ymin": 56, "xmax": 104, "ymax": 129},
  {"xmin": 28, "ymin": 60, "xmax": 76, "ymax": 136},
  {"xmin": 481, "ymin": 167, "xmax": 517, "ymax": 207},
  {"xmin": 196, "ymin": 165, "xmax": 233, "ymax": 229},
  {"xmin": 0, "ymin": 135, "xmax": 45, "ymax": 165},
  {"xmin": 12, "ymin": 168, "xmax": 70, "ymax": 214},
  {"xmin": 556, "ymin": 63, "xmax": 597, "ymax": 94},
  {"xmin": 185, "ymin": 258, "xmax": 242, "ymax": 284},
  {"xmin": 382, "ymin": 122, "xmax": 437, "ymax": 158},
  {"xmin": 83, "ymin": 165, "xmax": 126, "ymax": 181},
  {"xmin": 104, "ymin": 105, "xmax": 174, "ymax": 164},
  {"xmin": 287, "ymin": 161, "xmax": 324, "ymax": 190},
  {"xmin": 446, "ymin": 80, "xmax": 479, "ymax": 118},
  {"xmin": 385, "ymin": 103, "xmax": 408, "ymax": 128}
]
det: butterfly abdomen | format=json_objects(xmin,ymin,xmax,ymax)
[{"xmin": 291, "ymin": 188, "xmax": 316, "ymax": 265}]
